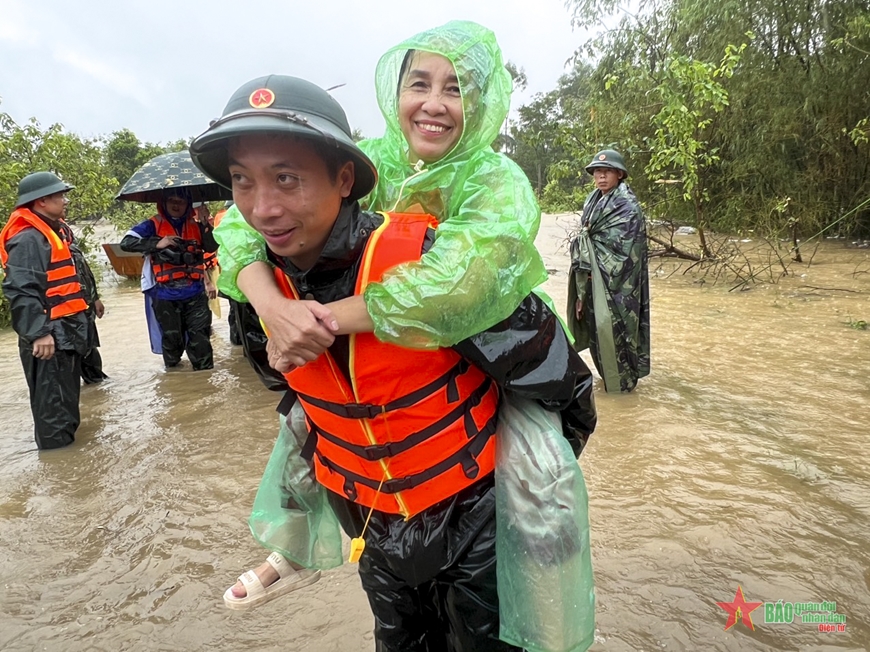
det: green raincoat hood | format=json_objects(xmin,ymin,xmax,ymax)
[{"xmin": 354, "ymin": 21, "xmax": 548, "ymax": 348}]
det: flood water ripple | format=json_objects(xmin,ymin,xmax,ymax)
[{"xmin": 1, "ymin": 216, "xmax": 869, "ymax": 651}]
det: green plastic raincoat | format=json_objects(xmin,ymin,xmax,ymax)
[
  {"xmin": 567, "ymin": 181, "xmax": 651, "ymax": 392},
  {"xmin": 213, "ymin": 20, "xmax": 546, "ymax": 348}
]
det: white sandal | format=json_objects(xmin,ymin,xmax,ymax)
[{"xmin": 223, "ymin": 552, "xmax": 321, "ymax": 611}]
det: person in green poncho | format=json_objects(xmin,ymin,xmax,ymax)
[
  {"xmin": 567, "ymin": 149, "xmax": 651, "ymax": 393},
  {"xmin": 212, "ymin": 20, "xmax": 546, "ymax": 362},
  {"xmin": 219, "ymin": 15, "xmax": 543, "ymax": 584}
]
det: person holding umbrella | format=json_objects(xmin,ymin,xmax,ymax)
[
  {"xmin": 0, "ymin": 172, "xmax": 90, "ymax": 449},
  {"xmin": 120, "ymin": 188, "xmax": 217, "ymax": 370}
]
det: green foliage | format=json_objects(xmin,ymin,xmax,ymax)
[
  {"xmin": 507, "ymin": 61, "xmax": 597, "ymax": 211},
  {"xmin": 0, "ymin": 109, "xmax": 196, "ymax": 324},
  {"xmin": 509, "ymin": 0, "xmax": 870, "ymax": 242},
  {"xmin": 103, "ymin": 128, "xmax": 163, "ymax": 187},
  {"xmin": 505, "ymin": 61, "xmax": 528, "ymax": 92},
  {"xmin": 843, "ymin": 316, "xmax": 868, "ymax": 330},
  {"xmin": 0, "ymin": 114, "xmax": 117, "ymax": 227}
]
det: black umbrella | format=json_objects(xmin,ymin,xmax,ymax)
[{"xmin": 115, "ymin": 150, "xmax": 232, "ymax": 203}]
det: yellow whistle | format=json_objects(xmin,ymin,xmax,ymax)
[{"xmin": 349, "ymin": 537, "xmax": 366, "ymax": 563}]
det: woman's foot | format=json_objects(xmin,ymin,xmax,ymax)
[
  {"xmin": 230, "ymin": 558, "xmax": 284, "ymax": 598},
  {"xmin": 223, "ymin": 552, "xmax": 321, "ymax": 610}
]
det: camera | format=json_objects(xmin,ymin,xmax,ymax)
[{"xmin": 155, "ymin": 239, "xmax": 204, "ymax": 266}]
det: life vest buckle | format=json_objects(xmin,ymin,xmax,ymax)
[
  {"xmin": 386, "ymin": 477, "xmax": 415, "ymax": 493},
  {"xmin": 343, "ymin": 478, "xmax": 359, "ymax": 501},
  {"xmin": 344, "ymin": 402, "xmax": 383, "ymax": 419},
  {"xmin": 460, "ymin": 455, "xmax": 480, "ymax": 479},
  {"xmin": 362, "ymin": 441, "xmax": 395, "ymax": 461}
]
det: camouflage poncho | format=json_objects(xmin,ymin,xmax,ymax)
[{"xmin": 567, "ymin": 182, "xmax": 650, "ymax": 393}]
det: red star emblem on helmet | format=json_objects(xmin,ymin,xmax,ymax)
[
  {"xmin": 249, "ymin": 88, "xmax": 276, "ymax": 109},
  {"xmin": 599, "ymin": 154, "xmax": 607, "ymax": 160}
]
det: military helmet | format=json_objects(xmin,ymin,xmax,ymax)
[
  {"xmin": 584, "ymin": 149, "xmax": 628, "ymax": 177},
  {"xmin": 190, "ymin": 75, "xmax": 377, "ymax": 202},
  {"xmin": 15, "ymin": 171, "xmax": 75, "ymax": 208}
]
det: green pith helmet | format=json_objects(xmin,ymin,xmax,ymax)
[
  {"xmin": 584, "ymin": 149, "xmax": 628, "ymax": 178},
  {"xmin": 15, "ymin": 171, "xmax": 75, "ymax": 208},
  {"xmin": 189, "ymin": 75, "xmax": 377, "ymax": 202}
]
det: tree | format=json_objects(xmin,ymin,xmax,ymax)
[
  {"xmin": 643, "ymin": 44, "xmax": 747, "ymax": 258},
  {"xmin": 541, "ymin": 0, "xmax": 870, "ymax": 239},
  {"xmin": 0, "ymin": 114, "xmax": 117, "ymax": 229},
  {"xmin": 507, "ymin": 61, "xmax": 596, "ymax": 208}
]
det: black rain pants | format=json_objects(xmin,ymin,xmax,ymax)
[
  {"xmin": 328, "ymin": 474, "xmax": 522, "ymax": 652},
  {"xmin": 19, "ymin": 346, "xmax": 82, "ymax": 449},
  {"xmin": 152, "ymin": 293, "xmax": 213, "ymax": 370}
]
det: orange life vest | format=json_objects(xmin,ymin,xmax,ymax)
[
  {"xmin": 275, "ymin": 212, "xmax": 500, "ymax": 519},
  {"xmin": 0, "ymin": 208, "xmax": 89, "ymax": 319},
  {"xmin": 149, "ymin": 214, "xmax": 204, "ymax": 284}
]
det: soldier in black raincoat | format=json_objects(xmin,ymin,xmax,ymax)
[
  {"xmin": 568, "ymin": 149, "xmax": 651, "ymax": 393},
  {"xmin": 0, "ymin": 172, "xmax": 90, "ymax": 449},
  {"xmin": 191, "ymin": 74, "xmax": 596, "ymax": 651}
]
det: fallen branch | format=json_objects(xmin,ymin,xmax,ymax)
[{"xmin": 648, "ymin": 234, "xmax": 702, "ymax": 261}]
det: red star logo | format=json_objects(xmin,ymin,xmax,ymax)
[
  {"xmin": 249, "ymin": 88, "xmax": 275, "ymax": 108},
  {"xmin": 717, "ymin": 586, "xmax": 763, "ymax": 631}
]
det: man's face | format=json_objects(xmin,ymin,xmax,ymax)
[
  {"xmin": 592, "ymin": 167, "xmax": 623, "ymax": 195},
  {"xmin": 165, "ymin": 196, "xmax": 189, "ymax": 218},
  {"xmin": 36, "ymin": 191, "xmax": 69, "ymax": 222},
  {"xmin": 228, "ymin": 134, "xmax": 354, "ymax": 269}
]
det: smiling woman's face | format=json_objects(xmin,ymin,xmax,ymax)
[{"xmin": 398, "ymin": 51, "xmax": 464, "ymax": 164}]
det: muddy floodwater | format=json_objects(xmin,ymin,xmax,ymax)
[{"xmin": 2, "ymin": 215, "xmax": 869, "ymax": 651}]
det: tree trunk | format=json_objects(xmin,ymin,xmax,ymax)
[{"xmin": 694, "ymin": 190, "xmax": 713, "ymax": 258}]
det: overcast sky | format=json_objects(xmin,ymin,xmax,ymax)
[{"xmin": 0, "ymin": 0, "xmax": 590, "ymax": 146}]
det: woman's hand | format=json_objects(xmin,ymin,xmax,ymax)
[{"xmin": 260, "ymin": 298, "xmax": 338, "ymax": 370}]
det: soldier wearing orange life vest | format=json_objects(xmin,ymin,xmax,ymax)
[
  {"xmin": 0, "ymin": 172, "xmax": 90, "ymax": 449},
  {"xmin": 275, "ymin": 212, "xmax": 500, "ymax": 519},
  {"xmin": 191, "ymin": 75, "xmax": 595, "ymax": 650},
  {"xmin": 120, "ymin": 188, "xmax": 217, "ymax": 370}
]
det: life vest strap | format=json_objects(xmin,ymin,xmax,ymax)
[
  {"xmin": 318, "ymin": 410, "xmax": 497, "ymax": 498},
  {"xmin": 311, "ymin": 377, "xmax": 493, "ymax": 461},
  {"xmin": 46, "ymin": 288, "xmax": 86, "ymax": 306},
  {"xmin": 296, "ymin": 359, "xmax": 469, "ymax": 419}
]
